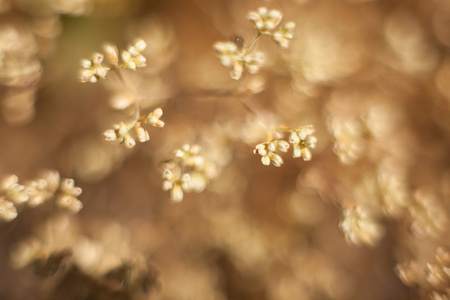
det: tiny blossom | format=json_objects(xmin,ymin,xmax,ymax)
[
  {"xmin": 0, "ymin": 175, "xmax": 29, "ymax": 204},
  {"xmin": 396, "ymin": 261, "xmax": 423, "ymax": 287},
  {"xmin": 161, "ymin": 143, "xmax": 219, "ymax": 202},
  {"xmin": 142, "ymin": 108, "xmax": 165, "ymax": 127},
  {"xmin": 243, "ymin": 52, "xmax": 265, "ymax": 74},
  {"xmin": 426, "ymin": 263, "xmax": 449, "ymax": 289},
  {"xmin": 134, "ymin": 122, "xmax": 150, "ymax": 143},
  {"xmin": 79, "ymin": 53, "xmax": 110, "ymax": 83},
  {"xmin": 55, "ymin": 178, "xmax": 83, "ymax": 214},
  {"xmin": 248, "ymin": 7, "xmax": 282, "ymax": 34},
  {"xmin": 103, "ymin": 43, "xmax": 119, "ymax": 69},
  {"xmin": 214, "ymin": 41, "xmax": 239, "ymax": 67},
  {"xmin": 289, "ymin": 125, "xmax": 317, "ymax": 161},
  {"xmin": 0, "ymin": 199, "xmax": 18, "ymax": 222},
  {"xmin": 185, "ymin": 172, "xmax": 208, "ymax": 193},
  {"xmin": 162, "ymin": 169, "xmax": 190, "ymax": 202},
  {"xmin": 253, "ymin": 140, "xmax": 289, "ymax": 167},
  {"xmin": 174, "ymin": 144, "xmax": 204, "ymax": 167},
  {"xmin": 436, "ymin": 247, "xmax": 450, "ymax": 267},
  {"xmin": 121, "ymin": 39, "xmax": 147, "ymax": 70},
  {"xmin": 25, "ymin": 179, "xmax": 54, "ymax": 207},
  {"xmin": 213, "ymin": 41, "xmax": 265, "ymax": 80},
  {"xmin": 340, "ymin": 206, "xmax": 384, "ymax": 247},
  {"xmin": 272, "ymin": 22, "xmax": 295, "ymax": 49},
  {"xmin": 104, "ymin": 122, "xmax": 136, "ymax": 148}
]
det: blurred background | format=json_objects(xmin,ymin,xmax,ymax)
[{"xmin": 1, "ymin": 0, "xmax": 450, "ymax": 299}]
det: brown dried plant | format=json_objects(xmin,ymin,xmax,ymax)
[{"xmin": 2, "ymin": 1, "xmax": 450, "ymax": 300}]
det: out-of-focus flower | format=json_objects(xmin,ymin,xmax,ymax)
[
  {"xmin": 330, "ymin": 119, "xmax": 366, "ymax": 165},
  {"xmin": 25, "ymin": 170, "xmax": 60, "ymax": 207},
  {"xmin": 409, "ymin": 189, "xmax": 449, "ymax": 239},
  {"xmin": 0, "ymin": 199, "xmax": 17, "ymax": 222},
  {"xmin": 340, "ymin": 205, "xmax": 384, "ymax": 246},
  {"xmin": 55, "ymin": 178, "xmax": 83, "ymax": 213},
  {"xmin": 213, "ymin": 41, "xmax": 264, "ymax": 80},
  {"xmin": 48, "ymin": 0, "xmax": 93, "ymax": 15},
  {"xmin": 174, "ymin": 144, "xmax": 204, "ymax": 167},
  {"xmin": 162, "ymin": 169, "xmax": 190, "ymax": 202},
  {"xmin": 103, "ymin": 43, "xmax": 119, "ymax": 69},
  {"xmin": 25, "ymin": 179, "xmax": 53, "ymax": 207},
  {"xmin": 161, "ymin": 144, "xmax": 220, "ymax": 201},
  {"xmin": 272, "ymin": 22, "xmax": 295, "ymax": 49},
  {"xmin": 248, "ymin": 7, "xmax": 282, "ymax": 34},
  {"xmin": 396, "ymin": 260, "xmax": 426, "ymax": 288},
  {"xmin": 0, "ymin": 175, "xmax": 28, "ymax": 204}
]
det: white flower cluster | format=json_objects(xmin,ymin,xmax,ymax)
[
  {"xmin": 248, "ymin": 7, "xmax": 296, "ymax": 49},
  {"xmin": 162, "ymin": 144, "xmax": 219, "ymax": 202},
  {"xmin": 253, "ymin": 125, "xmax": 317, "ymax": 167},
  {"xmin": 79, "ymin": 53, "xmax": 110, "ymax": 83},
  {"xmin": 104, "ymin": 107, "xmax": 165, "ymax": 148},
  {"xmin": 289, "ymin": 125, "xmax": 317, "ymax": 161},
  {"xmin": 0, "ymin": 171, "xmax": 83, "ymax": 222},
  {"xmin": 79, "ymin": 39, "xmax": 147, "ymax": 83},
  {"xmin": 253, "ymin": 140, "xmax": 289, "ymax": 167},
  {"xmin": 339, "ymin": 205, "xmax": 385, "ymax": 247},
  {"xmin": 213, "ymin": 42, "xmax": 264, "ymax": 80},
  {"xmin": 121, "ymin": 39, "xmax": 147, "ymax": 70},
  {"xmin": 213, "ymin": 7, "xmax": 294, "ymax": 80}
]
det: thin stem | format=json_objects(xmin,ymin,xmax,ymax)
[
  {"xmin": 114, "ymin": 69, "xmax": 141, "ymax": 129},
  {"xmin": 234, "ymin": 95, "xmax": 269, "ymax": 130},
  {"xmin": 244, "ymin": 32, "xmax": 261, "ymax": 54},
  {"xmin": 266, "ymin": 125, "xmax": 290, "ymax": 141}
]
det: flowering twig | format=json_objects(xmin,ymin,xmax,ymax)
[
  {"xmin": 79, "ymin": 40, "xmax": 165, "ymax": 148},
  {"xmin": 253, "ymin": 125, "xmax": 317, "ymax": 167},
  {"xmin": 213, "ymin": 7, "xmax": 295, "ymax": 80},
  {"xmin": 161, "ymin": 144, "xmax": 218, "ymax": 202},
  {"xmin": 0, "ymin": 171, "xmax": 83, "ymax": 222}
]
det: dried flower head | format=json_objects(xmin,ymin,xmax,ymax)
[
  {"xmin": 25, "ymin": 179, "xmax": 53, "ymax": 207},
  {"xmin": 0, "ymin": 171, "xmax": 81, "ymax": 222},
  {"xmin": 253, "ymin": 125, "xmax": 316, "ymax": 166},
  {"xmin": 340, "ymin": 205, "xmax": 384, "ymax": 247},
  {"xmin": 79, "ymin": 53, "xmax": 110, "ymax": 83},
  {"xmin": 103, "ymin": 43, "xmax": 119, "ymax": 69},
  {"xmin": 104, "ymin": 122, "xmax": 136, "ymax": 148},
  {"xmin": 0, "ymin": 174, "xmax": 28, "ymax": 204},
  {"xmin": 79, "ymin": 38, "xmax": 147, "ymax": 84},
  {"xmin": 104, "ymin": 108, "xmax": 164, "ymax": 148},
  {"xmin": 213, "ymin": 41, "xmax": 264, "ymax": 80},
  {"xmin": 289, "ymin": 125, "xmax": 317, "ymax": 161},
  {"xmin": 55, "ymin": 178, "xmax": 83, "ymax": 213},
  {"xmin": 174, "ymin": 144, "xmax": 204, "ymax": 167},
  {"xmin": 162, "ymin": 169, "xmax": 190, "ymax": 202},
  {"xmin": 248, "ymin": 7, "xmax": 283, "ymax": 34},
  {"xmin": 134, "ymin": 122, "xmax": 150, "ymax": 143},
  {"xmin": 161, "ymin": 144, "xmax": 219, "ymax": 202},
  {"xmin": 121, "ymin": 39, "xmax": 147, "ymax": 70},
  {"xmin": 253, "ymin": 140, "xmax": 289, "ymax": 167},
  {"xmin": 141, "ymin": 107, "xmax": 165, "ymax": 127},
  {"xmin": 0, "ymin": 198, "xmax": 18, "ymax": 222},
  {"xmin": 272, "ymin": 21, "xmax": 295, "ymax": 49}
]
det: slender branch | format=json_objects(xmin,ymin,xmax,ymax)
[
  {"xmin": 244, "ymin": 32, "xmax": 261, "ymax": 54},
  {"xmin": 114, "ymin": 69, "xmax": 141, "ymax": 130}
]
